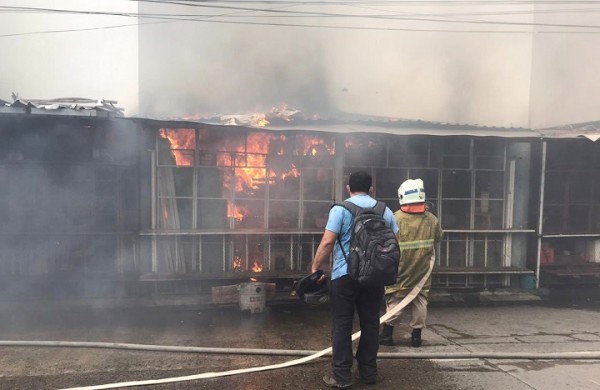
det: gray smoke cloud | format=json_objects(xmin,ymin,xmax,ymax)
[
  {"xmin": 137, "ymin": 2, "xmax": 600, "ymax": 128},
  {"xmin": 1, "ymin": 1, "xmax": 599, "ymax": 128}
]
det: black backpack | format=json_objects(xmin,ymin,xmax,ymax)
[{"xmin": 334, "ymin": 201, "xmax": 400, "ymax": 286}]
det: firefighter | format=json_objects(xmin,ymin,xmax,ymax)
[{"xmin": 380, "ymin": 178, "xmax": 443, "ymax": 348}]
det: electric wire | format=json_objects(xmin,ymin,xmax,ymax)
[{"xmin": 3, "ymin": 2, "xmax": 600, "ymax": 37}]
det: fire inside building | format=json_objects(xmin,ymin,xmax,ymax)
[{"xmin": 1, "ymin": 98, "xmax": 600, "ymax": 300}]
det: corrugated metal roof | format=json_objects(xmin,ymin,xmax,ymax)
[
  {"xmin": 132, "ymin": 115, "xmax": 542, "ymax": 139},
  {"xmin": 539, "ymin": 121, "xmax": 600, "ymax": 142},
  {"xmin": 0, "ymin": 97, "xmax": 124, "ymax": 117},
  {"xmin": 133, "ymin": 114, "xmax": 600, "ymax": 141}
]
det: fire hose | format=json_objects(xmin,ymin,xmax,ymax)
[{"xmin": 2, "ymin": 258, "xmax": 599, "ymax": 389}]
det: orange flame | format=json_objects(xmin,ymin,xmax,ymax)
[
  {"xmin": 254, "ymin": 114, "xmax": 269, "ymax": 127},
  {"xmin": 159, "ymin": 129, "xmax": 326, "ymax": 224},
  {"xmin": 345, "ymin": 135, "xmax": 377, "ymax": 149},
  {"xmin": 299, "ymin": 135, "xmax": 335, "ymax": 156},
  {"xmin": 251, "ymin": 261, "xmax": 263, "ymax": 273},
  {"xmin": 228, "ymin": 202, "xmax": 248, "ymax": 221},
  {"xmin": 233, "ymin": 256, "xmax": 243, "ymax": 272},
  {"xmin": 250, "ymin": 277, "xmax": 258, "ymax": 282},
  {"xmin": 159, "ymin": 128, "xmax": 195, "ymax": 166}
]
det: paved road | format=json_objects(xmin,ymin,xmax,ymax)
[
  {"xmin": 1, "ymin": 297, "xmax": 600, "ymax": 389},
  {"xmin": 422, "ymin": 304, "xmax": 600, "ymax": 389}
]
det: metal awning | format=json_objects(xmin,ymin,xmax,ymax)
[
  {"xmin": 131, "ymin": 116, "xmax": 544, "ymax": 139},
  {"xmin": 124, "ymin": 115, "xmax": 600, "ymax": 142}
]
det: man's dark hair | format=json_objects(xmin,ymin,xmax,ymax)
[{"xmin": 348, "ymin": 171, "xmax": 372, "ymax": 193}]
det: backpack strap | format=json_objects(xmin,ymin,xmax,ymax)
[
  {"xmin": 333, "ymin": 200, "xmax": 363, "ymax": 217},
  {"xmin": 373, "ymin": 201, "xmax": 386, "ymax": 216},
  {"xmin": 331, "ymin": 201, "xmax": 363, "ymax": 261}
]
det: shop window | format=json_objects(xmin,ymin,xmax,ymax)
[
  {"xmin": 271, "ymin": 237, "xmax": 293, "ymax": 271},
  {"xmin": 388, "ymin": 137, "xmax": 430, "ymax": 167},
  {"xmin": 234, "ymin": 199, "xmax": 264, "ymax": 229},
  {"xmin": 294, "ymin": 134, "xmax": 335, "ymax": 168},
  {"xmin": 543, "ymin": 205, "xmax": 563, "ymax": 233},
  {"xmin": 442, "ymin": 200, "xmax": 471, "ymax": 229},
  {"xmin": 345, "ymin": 134, "xmax": 387, "ymax": 167},
  {"xmin": 374, "ymin": 168, "xmax": 407, "ymax": 199},
  {"xmin": 440, "ymin": 138, "xmax": 470, "ymax": 169},
  {"xmin": 569, "ymin": 172, "xmax": 592, "ymax": 204},
  {"xmin": 197, "ymin": 167, "xmax": 224, "ymax": 198},
  {"xmin": 303, "ymin": 201, "xmax": 331, "ymax": 230},
  {"xmin": 544, "ymin": 172, "xmax": 567, "ymax": 204},
  {"xmin": 474, "ymin": 139, "xmax": 505, "ymax": 170},
  {"xmin": 269, "ymin": 200, "xmax": 299, "ymax": 229},
  {"xmin": 567, "ymin": 205, "xmax": 590, "ymax": 233},
  {"xmin": 197, "ymin": 199, "xmax": 228, "ymax": 229},
  {"xmin": 201, "ymin": 236, "xmax": 227, "ymax": 273},
  {"xmin": 442, "ymin": 170, "xmax": 471, "ymax": 198},
  {"xmin": 475, "ymin": 170, "xmax": 504, "ymax": 199},
  {"xmin": 303, "ymin": 168, "xmax": 334, "ymax": 201}
]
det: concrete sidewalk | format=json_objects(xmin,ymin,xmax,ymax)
[{"xmin": 0, "ymin": 287, "xmax": 547, "ymax": 312}]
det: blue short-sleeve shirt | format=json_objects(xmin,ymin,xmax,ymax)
[{"xmin": 325, "ymin": 194, "xmax": 399, "ymax": 280}]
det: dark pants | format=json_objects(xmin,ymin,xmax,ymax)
[{"xmin": 330, "ymin": 275, "xmax": 384, "ymax": 383}]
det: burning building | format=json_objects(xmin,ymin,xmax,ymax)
[{"xmin": 1, "ymin": 99, "xmax": 600, "ymax": 300}]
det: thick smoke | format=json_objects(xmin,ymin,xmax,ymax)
[
  {"xmin": 138, "ymin": 2, "xmax": 600, "ymax": 128},
  {"xmin": 1, "ymin": 2, "xmax": 599, "ymax": 127}
]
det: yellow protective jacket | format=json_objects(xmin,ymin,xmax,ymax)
[{"xmin": 385, "ymin": 210, "xmax": 443, "ymax": 298}]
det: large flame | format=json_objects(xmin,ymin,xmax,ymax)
[
  {"xmin": 159, "ymin": 128, "xmax": 195, "ymax": 166},
  {"xmin": 217, "ymin": 133, "xmax": 295, "ymax": 193},
  {"xmin": 158, "ymin": 129, "xmax": 335, "ymax": 223}
]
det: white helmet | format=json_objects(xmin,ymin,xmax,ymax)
[{"xmin": 398, "ymin": 178, "xmax": 426, "ymax": 205}]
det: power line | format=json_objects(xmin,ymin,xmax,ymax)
[
  {"xmin": 2, "ymin": 4, "xmax": 600, "ymax": 29},
  {"xmin": 2, "ymin": 2, "xmax": 600, "ymax": 38},
  {"xmin": 128, "ymin": 0, "xmax": 600, "ymax": 5}
]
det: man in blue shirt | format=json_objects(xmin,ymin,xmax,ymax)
[{"xmin": 311, "ymin": 171, "xmax": 399, "ymax": 388}]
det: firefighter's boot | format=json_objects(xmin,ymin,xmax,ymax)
[
  {"xmin": 379, "ymin": 323, "xmax": 394, "ymax": 346},
  {"xmin": 411, "ymin": 328, "xmax": 422, "ymax": 348}
]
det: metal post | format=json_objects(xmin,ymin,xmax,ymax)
[
  {"xmin": 484, "ymin": 234, "xmax": 488, "ymax": 288},
  {"xmin": 222, "ymin": 235, "xmax": 226, "ymax": 272},
  {"xmin": 290, "ymin": 235, "xmax": 294, "ymax": 271},
  {"xmin": 150, "ymin": 149, "xmax": 157, "ymax": 273},
  {"xmin": 535, "ymin": 141, "xmax": 547, "ymax": 289},
  {"xmin": 245, "ymin": 235, "xmax": 249, "ymax": 272},
  {"xmin": 504, "ymin": 159, "xmax": 516, "ymax": 287},
  {"xmin": 267, "ymin": 235, "xmax": 272, "ymax": 271},
  {"xmin": 198, "ymin": 235, "xmax": 203, "ymax": 272}
]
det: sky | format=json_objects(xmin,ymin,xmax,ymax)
[
  {"xmin": 1, "ymin": 1, "xmax": 600, "ymax": 128},
  {"xmin": 0, "ymin": 0, "xmax": 139, "ymax": 113}
]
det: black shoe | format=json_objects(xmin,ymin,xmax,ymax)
[
  {"xmin": 411, "ymin": 328, "xmax": 423, "ymax": 348},
  {"xmin": 379, "ymin": 323, "xmax": 394, "ymax": 346},
  {"xmin": 353, "ymin": 370, "xmax": 376, "ymax": 385},
  {"xmin": 322, "ymin": 375, "xmax": 353, "ymax": 388}
]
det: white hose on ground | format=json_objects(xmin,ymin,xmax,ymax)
[
  {"xmin": 8, "ymin": 258, "xmax": 595, "ymax": 390},
  {"xmin": 2, "ymin": 340, "xmax": 600, "ymax": 360},
  {"xmin": 12, "ymin": 258, "xmax": 432, "ymax": 390}
]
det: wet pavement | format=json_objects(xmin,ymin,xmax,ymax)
[{"xmin": 0, "ymin": 289, "xmax": 600, "ymax": 389}]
